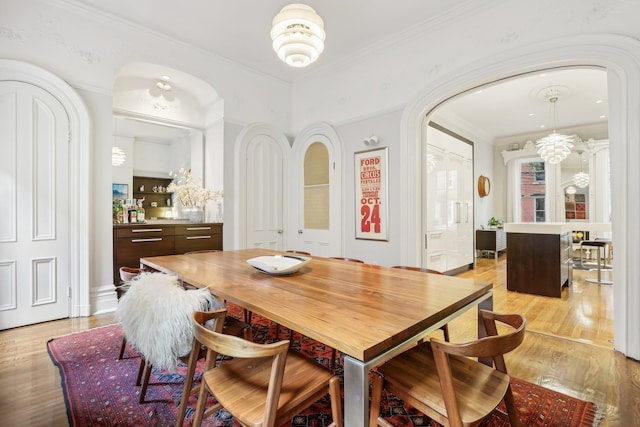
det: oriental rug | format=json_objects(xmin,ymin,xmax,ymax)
[{"xmin": 48, "ymin": 304, "xmax": 601, "ymax": 427}]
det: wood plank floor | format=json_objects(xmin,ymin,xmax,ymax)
[{"xmin": 0, "ymin": 255, "xmax": 637, "ymax": 426}]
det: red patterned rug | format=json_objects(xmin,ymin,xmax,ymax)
[{"xmin": 47, "ymin": 304, "xmax": 601, "ymax": 427}]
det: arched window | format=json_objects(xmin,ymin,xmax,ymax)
[{"xmin": 303, "ymin": 142, "xmax": 329, "ymax": 229}]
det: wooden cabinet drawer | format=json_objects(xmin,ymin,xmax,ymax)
[
  {"xmin": 114, "ymin": 235, "xmax": 175, "ymax": 279},
  {"xmin": 115, "ymin": 226, "xmax": 173, "ymax": 238},
  {"xmin": 174, "ymin": 234, "xmax": 222, "ymax": 254},
  {"xmin": 174, "ymin": 224, "xmax": 221, "ymax": 236}
]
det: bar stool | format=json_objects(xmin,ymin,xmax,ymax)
[{"xmin": 579, "ymin": 240, "xmax": 612, "ymax": 285}]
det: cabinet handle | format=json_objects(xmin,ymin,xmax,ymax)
[
  {"xmin": 131, "ymin": 238, "xmax": 162, "ymax": 243},
  {"xmin": 455, "ymin": 202, "xmax": 461, "ymax": 223},
  {"xmin": 466, "ymin": 202, "xmax": 470, "ymax": 223},
  {"xmin": 429, "ymin": 253, "xmax": 444, "ymax": 260},
  {"xmin": 186, "ymin": 227, "xmax": 211, "ymax": 231},
  {"xmin": 186, "ymin": 236, "xmax": 211, "ymax": 240},
  {"xmin": 132, "ymin": 228, "xmax": 163, "ymax": 233}
]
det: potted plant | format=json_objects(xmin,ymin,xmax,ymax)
[{"xmin": 488, "ymin": 217, "xmax": 502, "ymax": 229}]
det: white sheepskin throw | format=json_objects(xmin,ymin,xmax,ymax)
[{"xmin": 116, "ymin": 272, "xmax": 225, "ymax": 370}]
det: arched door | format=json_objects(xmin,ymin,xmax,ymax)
[
  {"xmin": 245, "ymin": 135, "xmax": 285, "ymax": 250},
  {"xmin": 0, "ymin": 81, "xmax": 70, "ymax": 329},
  {"xmin": 292, "ymin": 124, "xmax": 342, "ymax": 257}
]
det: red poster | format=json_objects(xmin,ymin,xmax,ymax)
[{"xmin": 355, "ymin": 147, "xmax": 388, "ymax": 240}]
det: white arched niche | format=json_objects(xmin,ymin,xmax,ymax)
[
  {"xmin": 400, "ymin": 34, "xmax": 640, "ymax": 359},
  {"xmin": 112, "ymin": 62, "xmax": 224, "ymax": 222}
]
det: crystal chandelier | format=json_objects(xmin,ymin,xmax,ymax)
[
  {"xmin": 271, "ymin": 4, "xmax": 325, "ymax": 68},
  {"xmin": 573, "ymin": 151, "xmax": 589, "ymax": 188},
  {"xmin": 536, "ymin": 91, "xmax": 573, "ymax": 164}
]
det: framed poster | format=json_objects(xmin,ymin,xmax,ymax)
[{"xmin": 354, "ymin": 147, "xmax": 389, "ymax": 241}]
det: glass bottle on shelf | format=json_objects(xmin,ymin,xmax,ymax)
[{"xmin": 137, "ymin": 200, "xmax": 145, "ymax": 223}]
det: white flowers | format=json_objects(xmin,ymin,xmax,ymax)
[{"xmin": 167, "ymin": 168, "xmax": 223, "ymax": 208}]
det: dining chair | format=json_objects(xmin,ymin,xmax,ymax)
[
  {"xmin": 330, "ymin": 256, "xmax": 364, "ymax": 263},
  {"xmin": 369, "ymin": 310, "xmax": 526, "ymax": 427},
  {"xmin": 176, "ymin": 309, "xmax": 252, "ymax": 427},
  {"xmin": 285, "ymin": 249, "xmax": 311, "ymax": 256},
  {"xmin": 189, "ymin": 310, "xmax": 343, "ymax": 427},
  {"xmin": 116, "ymin": 272, "xmax": 251, "ymax": 405},
  {"xmin": 391, "ymin": 265, "xmax": 450, "ymax": 341},
  {"xmin": 116, "ymin": 266, "xmax": 144, "ymax": 360}
]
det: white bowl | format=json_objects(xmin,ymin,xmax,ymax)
[{"xmin": 246, "ymin": 254, "xmax": 311, "ymax": 275}]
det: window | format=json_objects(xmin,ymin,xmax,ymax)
[
  {"xmin": 303, "ymin": 142, "xmax": 329, "ymax": 229},
  {"xmin": 518, "ymin": 159, "xmax": 547, "ymax": 222}
]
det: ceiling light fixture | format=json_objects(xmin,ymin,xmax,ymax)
[
  {"xmin": 271, "ymin": 4, "xmax": 325, "ymax": 68},
  {"xmin": 112, "ymin": 146, "xmax": 126, "ymax": 166},
  {"xmin": 536, "ymin": 89, "xmax": 574, "ymax": 164},
  {"xmin": 565, "ymin": 185, "xmax": 577, "ymax": 195},
  {"xmin": 573, "ymin": 151, "xmax": 590, "ymax": 188},
  {"xmin": 156, "ymin": 80, "xmax": 172, "ymax": 91}
]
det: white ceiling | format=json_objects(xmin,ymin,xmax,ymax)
[{"xmin": 91, "ymin": 1, "xmax": 608, "ymax": 142}]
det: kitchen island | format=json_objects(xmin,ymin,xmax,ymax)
[{"xmin": 504, "ymin": 222, "xmax": 573, "ymax": 298}]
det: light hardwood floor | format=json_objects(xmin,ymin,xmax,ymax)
[{"xmin": 0, "ymin": 255, "xmax": 637, "ymax": 426}]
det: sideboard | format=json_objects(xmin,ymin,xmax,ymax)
[
  {"xmin": 113, "ymin": 222, "xmax": 222, "ymax": 284},
  {"xmin": 476, "ymin": 229, "xmax": 506, "ymax": 260}
]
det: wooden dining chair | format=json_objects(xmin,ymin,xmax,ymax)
[
  {"xmin": 391, "ymin": 265, "xmax": 450, "ymax": 341},
  {"xmin": 285, "ymin": 250, "xmax": 311, "ymax": 256},
  {"xmin": 116, "ymin": 266, "xmax": 144, "ymax": 360},
  {"xmin": 175, "ymin": 309, "xmax": 252, "ymax": 427},
  {"xmin": 189, "ymin": 310, "xmax": 343, "ymax": 427},
  {"xmin": 369, "ymin": 310, "xmax": 526, "ymax": 427},
  {"xmin": 330, "ymin": 256, "xmax": 364, "ymax": 263}
]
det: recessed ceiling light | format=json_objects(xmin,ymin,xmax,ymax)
[
  {"xmin": 600, "ymin": 115, "xmax": 606, "ymax": 119},
  {"xmin": 539, "ymin": 124, "xmax": 546, "ymax": 128},
  {"xmin": 528, "ymin": 113, "xmax": 535, "ymax": 117},
  {"xmin": 539, "ymin": 73, "xmax": 547, "ymax": 77},
  {"xmin": 475, "ymin": 90, "xmax": 483, "ymax": 94},
  {"xmin": 595, "ymin": 99, "xmax": 603, "ymax": 104}
]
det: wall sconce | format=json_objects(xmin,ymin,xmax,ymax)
[{"xmin": 363, "ymin": 135, "xmax": 379, "ymax": 146}]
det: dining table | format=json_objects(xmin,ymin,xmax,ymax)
[{"xmin": 140, "ymin": 248, "xmax": 493, "ymax": 427}]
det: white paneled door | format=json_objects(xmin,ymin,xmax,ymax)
[
  {"xmin": 0, "ymin": 81, "xmax": 70, "ymax": 329},
  {"xmin": 245, "ymin": 136, "xmax": 285, "ymax": 250}
]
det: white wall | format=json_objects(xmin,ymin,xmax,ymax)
[{"xmin": 335, "ymin": 109, "xmax": 403, "ymax": 266}]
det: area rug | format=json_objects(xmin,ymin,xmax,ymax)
[{"xmin": 48, "ymin": 304, "xmax": 601, "ymax": 427}]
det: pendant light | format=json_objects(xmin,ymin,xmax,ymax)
[
  {"xmin": 536, "ymin": 89, "xmax": 573, "ymax": 164},
  {"xmin": 573, "ymin": 151, "xmax": 590, "ymax": 188},
  {"xmin": 271, "ymin": 4, "xmax": 325, "ymax": 68}
]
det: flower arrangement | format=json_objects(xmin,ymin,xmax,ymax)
[{"xmin": 167, "ymin": 168, "xmax": 223, "ymax": 208}]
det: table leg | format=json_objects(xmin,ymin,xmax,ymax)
[{"xmin": 343, "ymin": 356, "xmax": 368, "ymax": 427}]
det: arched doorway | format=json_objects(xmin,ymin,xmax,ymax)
[
  {"xmin": 0, "ymin": 59, "xmax": 91, "ymax": 327},
  {"xmin": 400, "ymin": 34, "xmax": 640, "ymax": 359}
]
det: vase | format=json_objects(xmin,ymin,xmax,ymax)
[{"xmin": 184, "ymin": 207, "xmax": 204, "ymax": 223}]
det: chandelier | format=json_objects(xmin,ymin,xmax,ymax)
[
  {"xmin": 271, "ymin": 4, "xmax": 325, "ymax": 68},
  {"xmin": 536, "ymin": 90, "xmax": 573, "ymax": 164},
  {"xmin": 573, "ymin": 151, "xmax": 589, "ymax": 188}
]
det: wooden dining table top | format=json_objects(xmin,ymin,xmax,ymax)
[{"xmin": 140, "ymin": 248, "xmax": 492, "ymax": 362}]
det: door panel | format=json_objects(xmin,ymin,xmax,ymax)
[
  {"xmin": 245, "ymin": 137, "xmax": 284, "ymax": 250},
  {"xmin": 0, "ymin": 81, "xmax": 70, "ymax": 329}
]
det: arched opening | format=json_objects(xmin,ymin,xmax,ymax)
[{"xmin": 401, "ymin": 34, "xmax": 640, "ymax": 359}]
